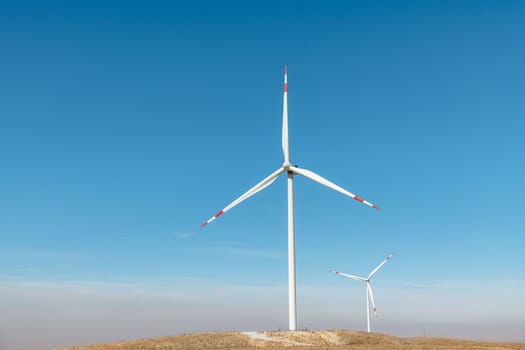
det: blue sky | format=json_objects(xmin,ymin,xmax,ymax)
[{"xmin": 1, "ymin": 1, "xmax": 524, "ymax": 349}]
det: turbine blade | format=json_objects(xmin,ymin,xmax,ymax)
[
  {"xmin": 282, "ymin": 65, "xmax": 290, "ymax": 164},
  {"xmin": 368, "ymin": 253, "xmax": 393, "ymax": 280},
  {"xmin": 289, "ymin": 165, "xmax": 380, "ymax": 210},
  {"xmin": 201, "ymin": 167, "xmax": 284, "ymax": 227},
  {"xmin": 367, "ymin": 282, "xmax": 378, "ymax": 318},
  {"xmin": 329, "ymin": 269, "xmax": 366, "ymax": 282}
]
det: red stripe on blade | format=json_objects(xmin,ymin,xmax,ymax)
[
  {"xmin": 284, "ymin": 83, "xmax": 288, "ymax": 92},
  {"xmin": 372, "ymin": 205, "xmax": 381, "ymax": 210},
  {"xmin": 214, "ymin": 210, "xmax": 224, "ymax": 218},
  {"xmin": 354, "ymin": 195, "xmax": 364, "ymax": 203}
]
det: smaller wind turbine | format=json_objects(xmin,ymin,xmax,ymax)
[{"xmin": 330, "ymin": 253, "xmax": 393, "ymax": 333}]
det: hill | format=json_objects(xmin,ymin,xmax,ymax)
[{"xmin": 62, "ymin": 330, "xmax": 525, "ymax": 350}]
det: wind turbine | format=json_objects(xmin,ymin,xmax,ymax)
[
  {"xmin": 330, "ymin": 253, "xmax": 393, "ymax": 333},
  {"xmin": 201, "ymin": 66, "xmax": 380, "ymax": 331}
]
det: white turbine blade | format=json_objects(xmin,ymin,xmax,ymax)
[
  {"xmin": 201, "ymin": 167, "xmax": 284, "ymax": 227},
  {"xmin": 367, "ymin": 282, "xmax": 378, "ymax": 318},
  {"xmin": 368, "ymin": 253, "xmax": 393, "ymax": 280},
  {"xmin": 289, "ymin": 165, "xmax": 380, "ymax": 210},
  {"xmin": 329, "ymin": 269, "xmax": 366, "ymax": 282},
  {"xmin": 282, "ymin": 65, "xmax": 290, "ymax": 164}
]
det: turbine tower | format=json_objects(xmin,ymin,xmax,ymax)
[
  {"xmin": 201, "ymin": 66, "xmax": 380, "ymax": 331},
  {"xmin": 330, "ymin": 253, "xmax": 393, "ymax": 332}
]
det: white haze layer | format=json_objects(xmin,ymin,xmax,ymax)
[{"xmin": 0, "ymin": 278, "xmax": 523, "ymax": 350}]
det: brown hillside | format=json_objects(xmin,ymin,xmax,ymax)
[{"xmin": 62, "ymin": 330, "xmax": 525, "ymax": 350}]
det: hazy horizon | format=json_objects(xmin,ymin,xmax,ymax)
[{"xmin": 1, "ymin": 277, "xmax": 524, "ymax": 349}]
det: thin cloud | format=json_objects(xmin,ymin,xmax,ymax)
[
  {"xmin": 0, "ymin": 250, "xmax": 98, "ymax": 260},
  {"xmin": 390, "ymin": 279, "xmax": 525, "ymax": 290},
  {"xmin": 199, "ymin": 240, "xmax": 284, "ymax": 259},
  {"xmin": 175, "ymin": 232, "xmax": 197, "ymax": 239}
]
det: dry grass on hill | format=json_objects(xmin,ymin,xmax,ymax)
[{"xmin": 63, "ymin": 330, "xmax": 525, "ymax": 350}]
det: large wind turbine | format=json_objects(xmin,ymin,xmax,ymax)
[
  {"xmin": 201, "ymin": 66, "xmax": 380, "ymax": 331},
  {"xmin": 330, "ymin": 253, "xmax": 393, "ymax": 333}
]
